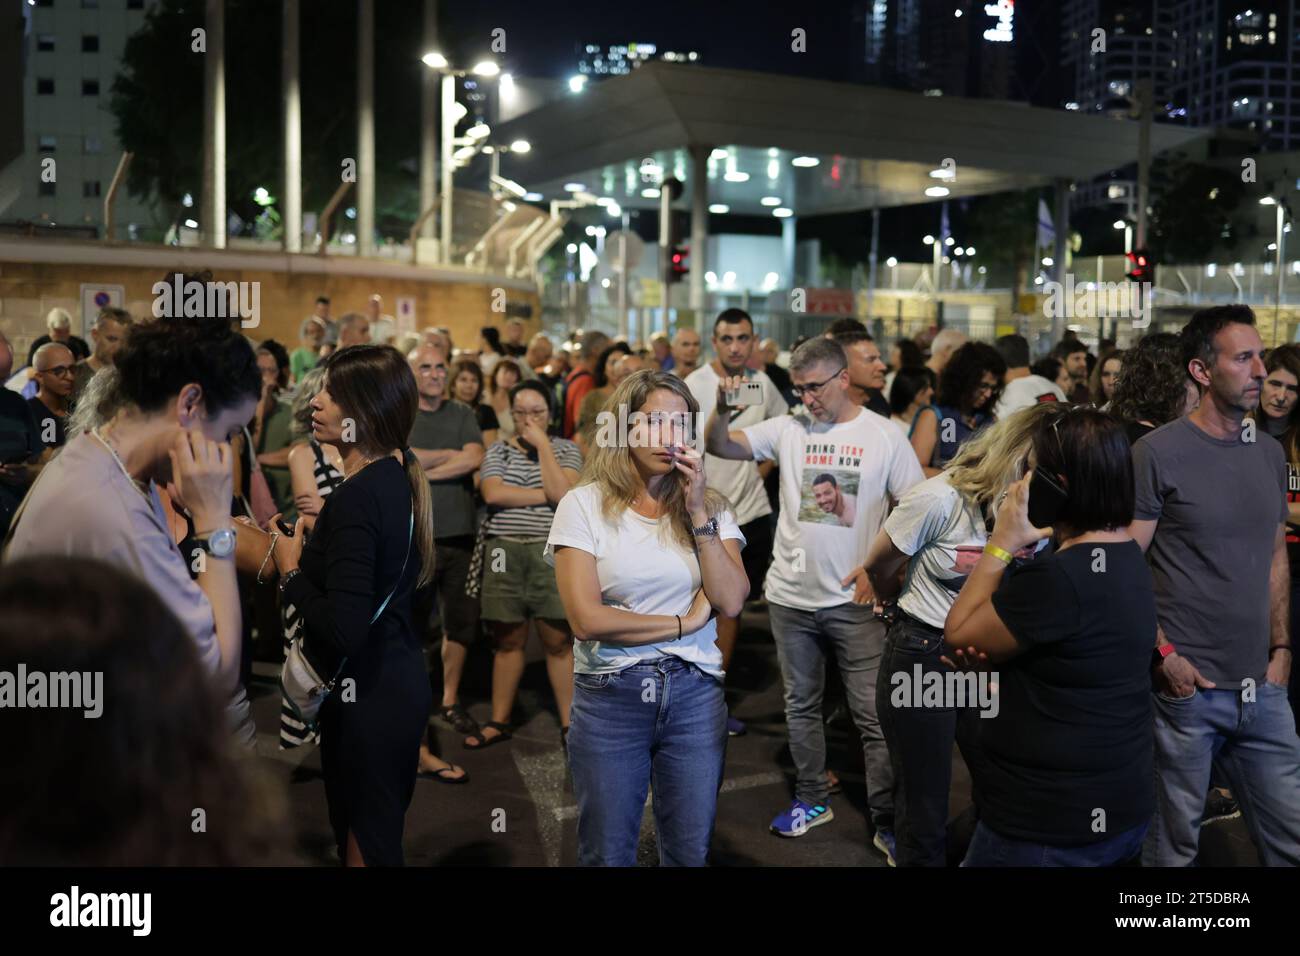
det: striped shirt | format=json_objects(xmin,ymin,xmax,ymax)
[{"xmin": 482, "ymin": 437, "xmax": 582, "ymax": 539}]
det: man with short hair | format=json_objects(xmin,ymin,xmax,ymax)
[
  {"xmin": 686, "ymin": 309, "xmax": 789, "ymax": 736},
  {"xmin": 336, "ymin": 312, "xmax": 371, "ymax": 349},
  {"xmin": 671, "ymin": 328, "xmax": 702, "ymax": 379},
  {"xmin": 1130, "ymin": 305, "xmax": 1300, "ymax": 866},
  {"xmin": 993, "ymin": 333, "xmax": 1065, "ymax": 418},
  {"xmin": 311, "ymin": 294, "xmax": 335, "ymax": 341},
  {"xmin": 71, "ymin": 307, "xmax": 132, "ymax": 402},
  {"xmin": 835, "ymin": 330, "xmax": 891, "ymax": 418},
  {"xmin": 525, "ymin": 332, "xmax": 553, "ymax": 373},
  {"xmin": 28, "ymin": 342, "xmax": 74, "ymax": 449},
  {"xmin": 26, "ymin": 307, "xmax": 90, "ymax": 368},
  {"xmin": 407, "ymin": 344, "xmax": 486, "ymax": 758},
  {"xmin": 707, "ymin": 336, "xmax": 923, "ymax": 860},
  {"xmin": 926, "ymin": 328, "xmax": 967, "ymax": 378},
  {"xmin": 503, "ymin": 318, "xmax": 528, "ymax": 358},
  {"xmin": 364, "ymin": 294, "xmax": 395, "ymax": 345},
  {"xmin": 1054, "ymin": 338, "xmax": 1091, "ymax": 404},
  {"xmin": 562, "ymin": 331, "xmax": 609, "ymax": 439},
  {"xmin": 649, "ymin": 331, "xmax": 672, "ymax": 371},
  {"xmin": 812, "ymin": 473, "xmax": 855, "ymax": 527}
]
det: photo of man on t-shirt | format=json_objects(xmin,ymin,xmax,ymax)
[{"xmin": 808, "ymin": 471, "xmax": 857, "ymax": 527}]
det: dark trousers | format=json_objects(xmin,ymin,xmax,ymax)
[
  {"xmin": 877, "ymin": 613, "xmax": 985, "ymax": 867},
  {"xmin": 412, "ymin": 535, "xmax": 480, "ymax": 648}
]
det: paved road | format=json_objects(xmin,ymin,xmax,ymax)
[{"xmin": 249, "ymin": 608, "xmax": 1258, "ymax": 867}]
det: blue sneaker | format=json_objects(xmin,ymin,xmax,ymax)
[
  {"xmin": 770, "ymin": 799, "xmax": 834, "ymax": 837},
  {"xmin": 726, "ymin": 714, "xmax": 747, "ymax": 736},
  {"xmin": 873, "ymin": 827, "xmax": 897, "ymax": 867}
]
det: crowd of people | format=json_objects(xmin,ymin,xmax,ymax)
[{"xmin": 1, "ymin": 285, "xmax": 1298, "ymax": 870}]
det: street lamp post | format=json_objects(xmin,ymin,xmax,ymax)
[
  {"xmin": 423, "ymin": 55, "xmax": 501, "ymax": 265},
  {"xmin": 1262, "ymin": 195, "xmax": 1288, "ymax": 345}
]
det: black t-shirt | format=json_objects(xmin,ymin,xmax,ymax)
[
  {"xmin": 1125, "ymin": 420, "xmax": 1154, "ymax": 446},
  {"xmin": 981, "ymin": 541, "xmax": 1156, "ymax": 845},
  {"xmin": 863, "ymin": 389, "xmax": 891, "ymax": 419},
  {"xmin": 26, "ymin": 396, "xmax": 66, "ymax": 448},
  {"xmin": 0, "ymin": 391, "xmax": 40, "ymax": 538},
  {"xmin": 766, "ymin": 362, "xmax": 796, "ymax": 408},
  {"xmin": 1267, "ymin": 431, "xmax": 1300, "ymax": 569}
]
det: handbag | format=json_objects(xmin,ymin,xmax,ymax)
[{"xmin": 279, "ymin": 503, "xmax": 414, "ymax": 733}]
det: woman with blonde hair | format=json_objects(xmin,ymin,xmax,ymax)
[
  {"xmin": 546, "ymin": 368, "xmax": 750, "ymax": 866},
  {"xmin": 859, "ymin": 401, "xmax": 1059, "ymax": 866}
]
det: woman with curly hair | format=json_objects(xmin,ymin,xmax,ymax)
[
  {"xmin": 1108, "ymin": 332, "xmax": 1200, "ymax": 445},
  {"xmin": 932, "ymin": 342, "xmax": 1007, "ymax": 468}
]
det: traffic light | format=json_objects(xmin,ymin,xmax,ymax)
[
  {"xmin": 668, "ymin": 244, "xmax": 689, "ymax": 284},
  {"xmin": 1126, "ymin": 248, "xmax": 1152, "ymax": 282}
]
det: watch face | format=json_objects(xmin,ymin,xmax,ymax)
[{"xmin": 208, "ymin": 528, "xmax": 236, "ymax": 557}]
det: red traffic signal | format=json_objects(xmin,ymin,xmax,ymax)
[
  {"xmin": 669, "ymin": 243, "xmax": 689, "ymax": 283},
  {"xmin": 1126, "ymin": 248, "xmax": 1152, "ymax": 282}
]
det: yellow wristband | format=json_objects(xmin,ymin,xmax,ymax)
[{"xmin": 983, "ymin": 544, "xmax": 1014, "ymax": 565}]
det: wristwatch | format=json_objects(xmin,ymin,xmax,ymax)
[
  {"xmin": 193, "ymin": 526, "xmax": 236, "ymax": 559},
  {"xmin": 1152, "ymin": 642, "xmax": 1177, "ymax": 667},
  {"xmin": 691, "ymin": 516, "xmax": 719, "ymax": 538}
]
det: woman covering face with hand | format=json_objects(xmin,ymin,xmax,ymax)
[{"xmin": 546, "ymin": 369, "xmax": 749, "ymax": 866}]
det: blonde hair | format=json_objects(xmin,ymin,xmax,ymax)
[
  {"xmin": 579, "ymin": 368, "xmax": 727, "ymax": 549},
  {"xmin": 946, "ymin": 402, "xmax": 1060, "ymax": 522}
]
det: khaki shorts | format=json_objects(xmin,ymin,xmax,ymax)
[{"xmin": 479, "ymin": 537, "xmax": 567, "ymax": 624}]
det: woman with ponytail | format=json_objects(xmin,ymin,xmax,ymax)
[
  {"xmin": 271, "ymin": 344, "xmax": 434, "ymax": 866},
  {"xmin": 546, "ymin": 369, "xmax": 750, "ymax": 865}
]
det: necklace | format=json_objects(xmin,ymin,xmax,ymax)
[
  {"xmin": 343, "ymin": 454, "xmax": 378, "ymax": 481},
  {"xmin": 91, "ymin": 427, "xmax": 149, "ymax": 499}
]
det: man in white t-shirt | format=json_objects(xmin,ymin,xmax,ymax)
[
  {"xmin": 706, "ymin": 336, "xmax": 924, "ymax": 855},
  {"xmin": 686, "ymin": 309, "xmax": 789, "ymax": 737},
  {"xmin": 993, "ymin": 333, "xmax": 1064, "ymax": 419}
]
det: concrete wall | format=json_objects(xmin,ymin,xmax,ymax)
[{"xmin": 0, "ymin": 238, "xmax": 541, "ymax": 363}]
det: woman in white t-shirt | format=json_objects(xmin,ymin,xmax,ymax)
[
  {"xmin": 858, "ymin": 402, "xmax": 1056, "ymax": 867},
  {"xmin": 547, "ymin": 369, "xmax": 749, "ymax": 866}
]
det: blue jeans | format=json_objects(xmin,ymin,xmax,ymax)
[
  {"xmin": 567, "ymin": 657, "xmax": 727, "ymax": 866},
  {"xmin": 768, "ymin": 601, "xmax": 893, "ymax": 825},
  {"xmin": 961, "ymin": 820, "xmax": 1148, "ymax": 867},
  {"xmin": 1144, "ymin": 683, "xmax": 1300, "ymax": 866}
]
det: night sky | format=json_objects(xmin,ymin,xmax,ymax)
[{"xmin": 439, "ymin": 0, "xmax": 861, "ymax": 83}]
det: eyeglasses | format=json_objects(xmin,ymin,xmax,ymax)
[
  {"xmin": 39, "ymin": 365, "xmax": 75, "ymax": 378},
  {"xmin": 513, "ymin": 408, "xmax": 549, "ymax": 420},
  {"xmin": 791, "ymin": 367, "xmax": 846, "ymax": 399}
]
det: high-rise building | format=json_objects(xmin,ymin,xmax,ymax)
[
  {"xmin": 853, "ymin": 0, "xmax": 1015, "ymax": 99},
  {"xmin": 1170, "ymin": 0, "xmax": 1299, "ymax": 152},
  {"xmin": 0, "ymin": 0, "xmax": 157, "ymax": 237}
]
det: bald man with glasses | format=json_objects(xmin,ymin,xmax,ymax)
[{"xmin": 28, "ymin": 342, "xmax": 75, "ymax": 449}]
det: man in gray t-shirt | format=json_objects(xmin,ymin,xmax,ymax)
[
  {"xmin": 406, "ymin": 345, "xmax": 486, "ymax": 747},
  {"xmin": 1130, "ymin": 306, "xmax": 1300, "ymax": 866}
]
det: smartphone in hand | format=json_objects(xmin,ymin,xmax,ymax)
[{"xmin": 725, "ymin": 381, "xmax": 764, "ymax": 408}]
